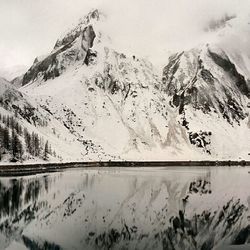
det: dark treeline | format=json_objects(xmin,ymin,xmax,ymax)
[{"xmin": 0, "ymin": 114, "xmax": 53, "ymax": 162}]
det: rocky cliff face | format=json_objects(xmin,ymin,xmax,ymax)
[
  {"xmin": 22, "ymin": 10, "xmax": 99, "ymax": 86},
  {"xmin": 162, "ymin": 46, "xmax": 249, "ymax": 123},
  {"xmin": 22, "ymin": 24, "xmax": 96, "ymax": 85}
]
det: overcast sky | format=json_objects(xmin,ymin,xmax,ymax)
[{"xmin": 0, "ymin": 0, "xmax": 249, "ymax": 79}]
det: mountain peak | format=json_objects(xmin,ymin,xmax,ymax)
[
  {"xmin": 21, "ymin": 9, "xmax": 103, "ymax": 86},
  {"xmin": 54, "ymin": 9, "xmax": 104, "ymax": 50}
]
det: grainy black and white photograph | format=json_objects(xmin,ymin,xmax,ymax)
[{"xmin": 0, "ymin": 0, "xmax": 250, "ymax": 249}]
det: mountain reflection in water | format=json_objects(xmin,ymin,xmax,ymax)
[{"xmin": 0, "ymin": 167, "xmax": 249, "ymax": 250}]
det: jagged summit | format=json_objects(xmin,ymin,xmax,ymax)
[
  {"xmin": 21, "ymin": 9, "xmax": 104, "ymax": 86},
  {"xmin": 54, "ymin": 9, "xmax": 104, "ymax": 50}
]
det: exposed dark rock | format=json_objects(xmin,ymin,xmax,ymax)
[
  {"xmin": 208, "ymin": 49, "xmax": 250, "ymax": 97},
  {"xmin": 22, "ymin": 42, "xmax": 73, "ymax": 85},
  {"xmin": 201, "ymin": 238, "xmax": 214, "ymax": 250},
  {"xmin": 81, "ymin": 25, "xmax": 96, "ymax": 50},
  {"xmin": 198, "ymin": 58, "xmax": 215, "ymax": 84},
  {"xmin": 189, "ymin": 178, "xmax": 211, "ymax": 195},
  {"xmin": 84, "ymin": 49, "xmax": 97, "ymax": 66},
  {"xmin": 162, "ymin": 52, "xmax": 184, "ymax": 94},
  {"xmin": 189, "ymin": 131, "xmax": 212, "ymax": 154},
  {"xmin": 22, "ymin": 235, "xmax": 62, "ymax": 250},
  {"xmin": 233, "ymin": 225, "xmax": 250, "ymax": 244},
  {"xmin": 163, "ymin": 53, "xmax": 217, "ymax": 116}
]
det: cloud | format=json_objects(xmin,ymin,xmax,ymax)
[
  {"xmin": 0, "ymin": 0, "xmax": 249, "ymax": 71},
  {"xmin": 99, "ymin": 0, "xmax": 250, "ymax": 65}
]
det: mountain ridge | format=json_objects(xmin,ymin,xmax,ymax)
[{"xmin": 1, "ymin": 9, "xmax": 249, "ymax": 162}]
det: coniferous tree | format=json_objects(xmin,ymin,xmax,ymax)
[
  {"xmin": 11, "ymin": 130, "xmax": 23, "ymax": 160},
  {"xmin": 43, "ymin": 140, "xmax": 49, "ymax": 160},
  {"xmin": 24, "ymin": 128, "xmax": 32, "ymax": 154},
  {"xmin": 0, "ymin": 113, "xmax": 53, "ymax": 162},
  {"xmin": 32, "ymin": 132, "xmax": 40, "ymax": 157},
  {"xmin": 3, "ymin": 128, "xmax": 10, "ymax": 151}
]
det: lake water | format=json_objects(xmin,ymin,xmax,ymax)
[{"xmin": 0, "ymin": 166, "xmax": 249, "ymax": 250}]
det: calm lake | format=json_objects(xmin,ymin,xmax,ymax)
[{"xmin": 0, "ymin": 166, "xmax": 249, "ymax": 250}]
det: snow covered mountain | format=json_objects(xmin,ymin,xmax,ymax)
[
  {"xmin": 161, "ymin": 15, "xmax": 250, "ymax": 160},
  {"xmin": 162, "ymin": 44, "xmax": 250, "ymax": 159},
  {"xmin": 2, "ymin": 9, "xmax": 250, "ymax": 162}
]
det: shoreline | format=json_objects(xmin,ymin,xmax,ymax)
[{"xmin": 0, "ymin": 160, "xmax": 249, "ymax": 177}]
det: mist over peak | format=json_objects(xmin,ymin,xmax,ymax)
[
  {"xmin": 204, "ymin": 14, "xmax": 237, "ymax": 32},
  {"xmin": 0, "ymin": 0, "xmax": 250, "ymax": 69}
]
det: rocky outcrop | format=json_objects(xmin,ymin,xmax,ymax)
[
  {"xmin": 22, "ymin": 24, "xmax": 96, "ymax": 86},
  {"xmin": 208, "ymin": 49, "xmax": 250, "ymax": 97},
  {"xmin": 54, "ymin": 9, "xmax": 100, "ymax": 49}
]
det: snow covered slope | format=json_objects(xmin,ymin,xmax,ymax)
[
  {"xmin": 0, "ymin": 77, "xmax": 108, "ymax": 162},
  {"xmin": 14, "ymin": 10, "xmax": 250, "ymax": 161}
]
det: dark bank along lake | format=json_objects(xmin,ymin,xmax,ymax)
[{"xmin": 0, "ymin": 166, "xmax": 249, "ymax": 250}]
